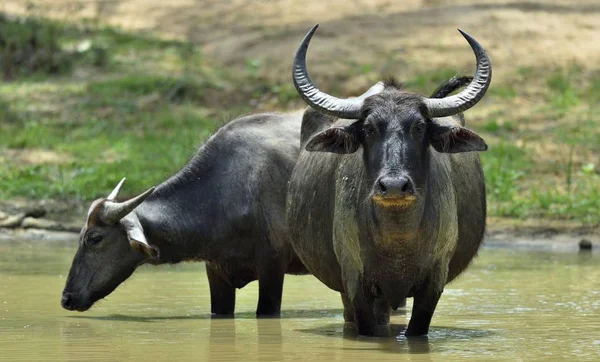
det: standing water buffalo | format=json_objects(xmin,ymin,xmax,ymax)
[
  {"xmin": 61, "ymin": 112, "xmax": 310, "ymax": 316},
  {"xmin": 286, "ymin": 25, "xmax": 492, "ymax": 336}
]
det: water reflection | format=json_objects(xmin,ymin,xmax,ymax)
[
  {"xmin": 59, "ymin": 318, "xmax": 123, "ymax": 361},
  {"xmin": 578, "ymin": 249, "xmax": 594, "ymax": 262},
  {"xmin": 257, "ymin": 319, "xmax": 283, "ymax": 362},
  {"xmin": 208, "ymin": 318, "xmax": 237, "ymax": 361}
]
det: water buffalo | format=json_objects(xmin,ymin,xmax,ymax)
[
  {"xmin": 61, "ymin": 112, "xmax": 310, "ymax": 316},
  {"xmin": 286, "ymin": 25, "xmax": 491, "ymax": 336}
]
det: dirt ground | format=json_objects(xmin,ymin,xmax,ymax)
[
  {"xmin": 1, "ymin": 212, "xmax": 597, "ymax": 251},
  {"xmin": 4, "ymin": 0, "xmax": 600, "ymax": 83}
]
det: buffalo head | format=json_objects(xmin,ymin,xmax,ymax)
[
  {"xmin": 61, "ymin": 178, "xmax": 157, "ymax": 311},
  {"xmin": 293, "ymin": 25, "xmax": 490, "ymax": 209}
]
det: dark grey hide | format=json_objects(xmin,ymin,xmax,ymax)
[
  {"xmin": 286, "ymin": 26, "xmax": 491, "ymax": 337},
  {"xmin": 287, "ymin": 81, "xmax": 487, "ymax": 336},
  {"xmin": 62, "ymin": 112, "xmax": 308, "ymax": 317}
]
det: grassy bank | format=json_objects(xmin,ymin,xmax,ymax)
[{"xmin": 0, "ymin": 16, "xmax": 598, "ymax": 225}]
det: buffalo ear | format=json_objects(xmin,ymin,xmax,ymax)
[
  {"xmin": 428, "ymin": 122, "xmax": 487, "ymax": 154},
  {"xmin": 129, "ymin": 239, "xmax": 159, "ymax": 259},
  {"xmin": 120, "ymin": 213, "xmax": 159, "ymax": 259},
  {"xmin": 305, "ymin": 124, "xmax": 361, "ymax": 154}
]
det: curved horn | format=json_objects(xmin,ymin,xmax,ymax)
[
  {"xmin": 424, "ymin": 29, "xmax": 492, "ymax": 118},
  {"xmin": 355, "ymin": 81, "xmax": 385, "ymax": 99},
  {"xmin": 107, "ymin": 178, "xmax": 126, "ymax": 201},
  {"xmin": 293, "ymin": 24, "xmax": 365, "ymax": 119},
  {"xmin": 99, "ymin": 187, "xmax": 155, "ymax": 224}
]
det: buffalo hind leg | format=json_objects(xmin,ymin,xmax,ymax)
[
  {"xmin": 341, "ymin": 293, "xmax": 355, "ymax": 323},
  {"xmin": 256, "ymin": 258, "xmax": 285, "ymax": 317},
  {"xmin": 206, "ymin": 264, "xmax": 236, "ymax": 316}
]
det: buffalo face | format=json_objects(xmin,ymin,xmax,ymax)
[
  {"xmin": 61, "ymin": 179, "xmax": 157, "ymax": 311},
  {"xmin": 305, "ymin": 90, "xmax": 487, "ymax": 210},
  {"xmin": 62, "ymin": 221, "xmax": 143, "ymax": 311}
]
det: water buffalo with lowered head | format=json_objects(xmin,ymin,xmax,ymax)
[
  {"xmin": 286, "ymin": 25, "xmax": 491, "ymax": 336},
  {"xmin": 61, "ymin": 112, "xmax": 310, "ymax": 316}
]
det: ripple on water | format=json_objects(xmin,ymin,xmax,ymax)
[{"xmin": 0, "ymin": 243, "xmax": 599, "ymax": 361}]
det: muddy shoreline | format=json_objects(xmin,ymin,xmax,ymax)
[
  {"xmin": 0, "ymin": 201, "xmax": 597, "ymax": 250},
  {"xmin": 1, "ymin": 226, "xmax": 596, "ymax": 253}
]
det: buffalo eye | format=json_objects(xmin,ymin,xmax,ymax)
[
  {"xmin": 364, "ymin": 123, "xmax": 375, "ymax": 137},
  {"xmin": 86, "ymin": 234, "xmax": 103, "ymax": 245},
  {"xmin": 412, "ymin": 121, "xmax": 425, "ymax": 135}
]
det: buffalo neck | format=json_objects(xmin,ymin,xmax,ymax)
[{"xmin": 133, "ymin": 148, "xmax": 224, "ymax": 264}]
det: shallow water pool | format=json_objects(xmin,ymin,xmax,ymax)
[{"xmin": 0, "ymin": 240, "xmax": 598, "ymax": 361}]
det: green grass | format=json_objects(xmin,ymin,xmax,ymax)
[
  {"xmin": 0, "ymin": 15, "xmax": 301, "ymax": 201},
  {"xmin": 546, "ymin": 71, "xmax": 580, "ymax": 112},
  {"xmin": 0, "ymin": 101, "xmax": 216, "ymax": 199},
  {"xmin": 489, "ymin": 84, "xmax": 518, "ymax": 99},
  {"xmin": 472, "ymin": 65, "xmax": 600, "ymax": 224},
  {"xmin": 0, "ymin": 15, "xmax": 599, "ymax": 225},
  {"xmin": 0, "ymin": 16, "xmax": 232, "ymax": 200},
  {"xmin": 482, "ymin": 118, "xmax": 517, "ymax": 133},
  {"xmin": 406, "ymin": 68, "xmax": 462, "ymax": 95}
]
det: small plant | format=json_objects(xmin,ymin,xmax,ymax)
[
  {"xmin": 245, "ymin": 58, "xmax": 262, "ymax": 79},
  {"xmin": 483, "ymin": 118, "xmax": 517, "ymax": 133},
  {"xmin": 565, "ymin": 144, "xmax": 575, "ymax": 195},
  {"xmin": 0, "ymin": 14, "xmax": 72, "ymax": 78},
  {"xmin": 546, "ymin": 70, "xmax": 579, "ymax": 111}
]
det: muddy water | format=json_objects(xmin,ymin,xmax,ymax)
[{"xmin": 0, "ymin": 240, "xmax": 599, "ymax": 361}]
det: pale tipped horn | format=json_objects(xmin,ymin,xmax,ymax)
[
  {"xmin": 99, "ymin": 186, "xmax": 155, "ymax": 224},
  {"xmin": 107, "ymin": 178, "xmax": 126, "ymax": 201},
  {"xmin": 355, "ymin": 81, "xmax": 385, "ymax": 99},
  {"xmin": 293, "ymin": 24, "xmax": 368, "ymax": 119},
  {"xmin": 423, "ymin": 29, "xmax": 492, "ymax": 118}
]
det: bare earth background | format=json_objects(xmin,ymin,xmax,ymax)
[
  {"xmin": 5, "ymin": 0, "xmax": 600, "ymax": 79},
  {"xmin": 1, "ymin": 0, "xmax": 599, "ymax": 246}
]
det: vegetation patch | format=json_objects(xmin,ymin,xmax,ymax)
[{"xmin": 0, "ymin": 15, "xmax": 598, "ymax": 226}]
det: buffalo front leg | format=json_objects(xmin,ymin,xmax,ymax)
[
  {"xmin": 206, "ymin": 263, "xmax": 236, "ymax": 316},
  {"xmin": 405, "ymin": 272, "xmax": 445, "ymax": 337},
  {"xmin": 352, "ymin": 290, "xmax": 388, "ymax": 336},
  {"xmin": 344, "ymin": 276, "xmax": 388, "ymax": 336},
  {"xmin": 343, "ymin": 293, "xmax": 390, "ymax": 329},
  {"xmin": 374, "ymin": 297, "xmax": 392, "ymax": 326},
  {"xmin": 256, "ymin": 258, "xmax": 285, "ymax": 317}
]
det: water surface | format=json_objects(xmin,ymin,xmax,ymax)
[{"xmin": 1, "ymin": 240, "xmax": 599, "ymax": 361}]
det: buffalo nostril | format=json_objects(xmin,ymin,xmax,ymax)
[
  {"xmin": 400, "ymin": 180, "xmax": 410, "ymax": 193},
  {"xmin": 378, "ymin": 180, "xmax": 387, "ymax": 195}
]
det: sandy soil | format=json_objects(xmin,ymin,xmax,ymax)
[
  {"xmin": 0, "ymin": 149, "xmax": 73, "ymax": 165},
  {"xmin": 4, "ymin": 0, "xmax": 600, "ymax": 82},
  {"xmin": 0, "ymin": 195, "xmax": 598, "ymax": 248},
  {"xmin": 1, "ymin": 219, "xmax": 597, "ymax": 251}
]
